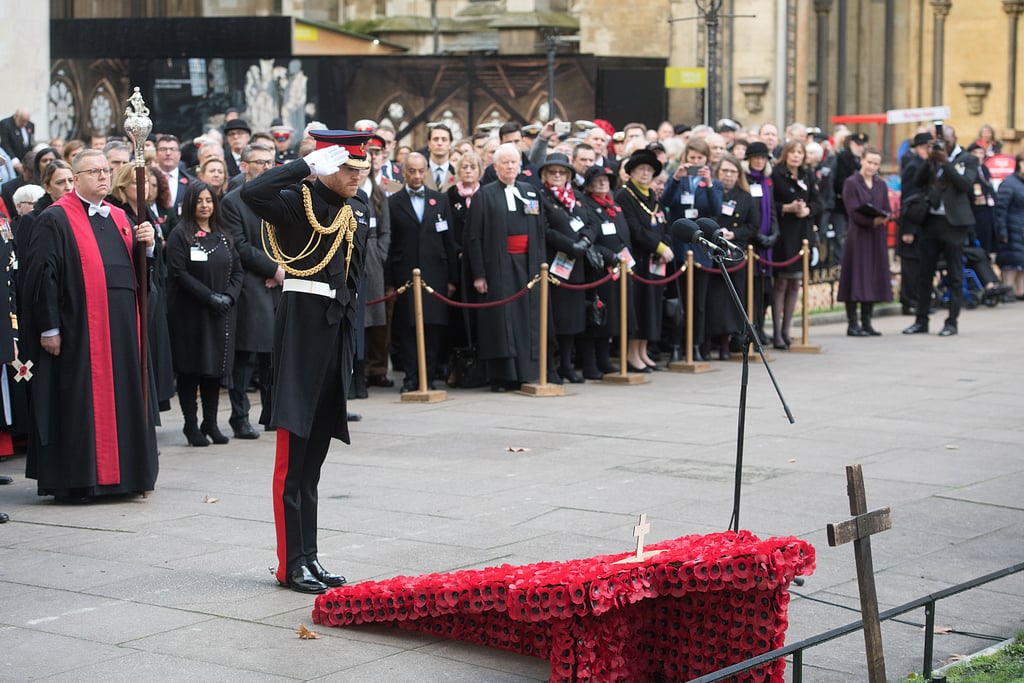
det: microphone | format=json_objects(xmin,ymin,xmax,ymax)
[
  {"xmin": 670, "ymin": 218, "xmax": 726, "ymax": 254},
  {"xmin": 696, "ymin": 217, "xmax": 743, "ymax": 253}
]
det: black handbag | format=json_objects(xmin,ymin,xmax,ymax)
[
  {"xmin": 448, "ymin": 307, "xmax": 488, "ymax": 389},
  {"xmin": 663, "ymin": 279, "xmax": 685, "ymax": 328},
  {"xmin": 587, "ymin": 294, "xmax": 607, "ymax": 328},
  {"xmin": 900, "ymin": 193, "xmax": 929, "ymax": 226}
]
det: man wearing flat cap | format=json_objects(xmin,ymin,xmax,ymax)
[{"xmin": 242, "ymin": 130, "xmax": 373, "ymax": 594}]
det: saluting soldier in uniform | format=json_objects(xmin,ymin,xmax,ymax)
[{"xmin": 241, "ymin": 130, "xmax": 372, "ymax": 594}]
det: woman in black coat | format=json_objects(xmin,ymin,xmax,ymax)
[
  {"xmin": 614, "ymin": 150, "xmax": 673, "ymax": 372},
  {"xmin": 707, "ymin": 154, "xmax": 760, "ymax": 359},
  {"xmin": 771, "ymin": 140, "xmax": 822, "ymax": 349},
  {"xmin": 539, "ymin": 153, "xmax": 599, "ymax": 383},
  {"xmin": 166, "ymin": 182, "xmax": 243, "ymax": 446}
]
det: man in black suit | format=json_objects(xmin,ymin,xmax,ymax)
[
  {"xmin": 223, "ymin": 119, "xmax": 252, "ymax": 179},
  {"xmin": 386, "ymin": 152, "xmax": 457, "ymax": 392},
  {"xmin": 0, "ymin": 109, "xmax": 34, "ymax": 174},
  {"xmin": 903, "ymin": 124, "xmax": 978, "ymax": 337},
  {"xmin": 221, "ymin": 142, "xmax": 282, "ymax": 438},
  {"xmin": 155, "ymin": 135, "xmax": 193, "ymax": 229}
]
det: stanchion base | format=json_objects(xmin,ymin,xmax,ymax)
[
  {"xmin": 400, "ymin": 389, "xmax": 448, "ymax": 403},
  {"xmin": 731, "ymin": 349, "xmax": 770, "ymax": 363},
  {"xmin": 519, "ymin": 383, "xmax": 566, "ymax": 396},
  {"xmin": 602, "ymin": 372, "xmax": 648, "ymax": 385},
  {"xmin": 789, "ymin": 343, "xmax": 824, "ymax": 354},
  {"xmin": 667, "ymin": 360, "xmax": 714, "ymax": 373}
]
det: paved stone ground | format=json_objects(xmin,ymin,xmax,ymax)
[{"xmin": 1, "ymin": 302, "xmax": 1022, "ymax": 682}]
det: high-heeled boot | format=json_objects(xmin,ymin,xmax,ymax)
[
  {"xmin": 199, "ymin": 379, "xmax": 229, "ymax": 445},
  {"xmin": 595, "ymin": 337, "xmax": 617, "ymax": 374},
  {"xmin": 577, "ymin": 337, "xmax": 602, "ymax": 380},
  {"xmin": 860, "ymin": 302, "xmax": 881, "ymax": 336},
  {"xmin": 178, "ymin": 377, "xmax": 208, "ymax": 447},
  {"xmin": 350, "ymin": 359, "xmax": 368, "ymax": 399},
  {"xmin": 846, "ymin": 302, "xmax": 868, "ymax": 336}
]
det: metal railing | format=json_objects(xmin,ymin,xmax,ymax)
[{"xmin": 687, "ymin": 561, "xmax": 1024, "ymax": 683}]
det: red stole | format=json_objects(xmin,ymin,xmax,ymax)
[{"xmin": 54, "ymin": 193, "xmax": 135, "ymax": 486}]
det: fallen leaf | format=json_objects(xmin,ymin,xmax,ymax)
[
  {"xmin": 945, "ymin": 444, "xmax": 959, "ymax": 450},
  {"xmin": 940, "ymin": 654, "xmax": 967, "ymax": 665},
  {"xmin": 788, "ymin": 458, "xmax": 797, "ymax": 463},
  {"xmin": 296, "ymin": 624, "xmax": 320, "ymax": 640},
  {"xmin": 506, "ymin": 446, "xmax": 531, "ymax": 452},
  {"xmin": 933, "ymin": 625, "xmax": 953, "ymax": 634},
  {"xmin": 204, "ymin": 495, "xmax": 219, "ymax": 504}
]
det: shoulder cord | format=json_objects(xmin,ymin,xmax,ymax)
[{"xmin": 263, "ymin": 184, "xmax": 357, "ymax": 278}]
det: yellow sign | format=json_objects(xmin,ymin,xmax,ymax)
[
  {"xmin": 294, "ymin": 24, "xmax": 318, "ymax": 42},
  {"xmin": 665, "ymin": 67, "xmax": 706, "ymax": 89}
]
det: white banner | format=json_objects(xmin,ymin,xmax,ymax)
[{"xmin": 885, "ymin": 106, "xmax": 951, "ymax": 124}]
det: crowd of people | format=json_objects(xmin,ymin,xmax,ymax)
[{"xmin": 0, "ymin": 105, "xmax": 1020, "ymax": 543}]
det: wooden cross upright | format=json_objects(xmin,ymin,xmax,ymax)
[
  {"xmin": 633, "ymin": 513, "xmax": 650, "ymax": 560},
  {"xmin": 827, "ymin": 464, "xmax": 892, "ymax": 683}
]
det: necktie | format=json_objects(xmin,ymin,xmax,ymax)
[
  {"xmin": 88, "ymin": 204, "xmax": 111, "ymax": 218},
  {"xmin": 435, "ymin": 168, "xmax": 443, "ymax": 187}
]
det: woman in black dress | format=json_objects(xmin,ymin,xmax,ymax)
[
  {"xmin": 166, "ymin": 182, "xmax": 243, "ymax": 446},
  {"xmin": 771, "ymin": 140, "xmax": 821, "ymax": 349},
  {"xmin": 614, "ymin": 149, "xmax": 673, "ymax": 372}
]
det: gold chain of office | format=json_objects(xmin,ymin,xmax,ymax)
[{"xmin": 262, "ymin": 185, "xmax": 357, "ymax": 278}]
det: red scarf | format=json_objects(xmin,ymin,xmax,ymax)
[
  {"xmin": 590, "ymin": 192, "xmax": 620, "ymax": 218},
  {"xmin": 546, "ymin": 183, "xmax": 575, "ymax": 212}
]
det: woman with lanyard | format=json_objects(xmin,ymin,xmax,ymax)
[
  {"xmin": 614, "ymin": 149, "xmax": 673, "ymax": 373},
  {"xmin": 707, "ymin": 154, "xmax": 760, "ymax": 359},
  {"xmin": 166, "ymin": 182, "xmax": 243, "ymax": 446},
  {"xmin": 445, "ymin": 151, "xmax": 484, "ymax": 365},
  {"xmin": 662, "ymin": 137, "xmax": 722, "ymax": 362},
  {"xmin": 743, "ymin": 141, "xmax": 779, "ymax": 347},
  {"xmin": 538, "ymin": 153, "xmax": 600, "ymax": 383},
  {"xmin": 580, "ymin": 164, "xmax": 635, "ymax": 379}
]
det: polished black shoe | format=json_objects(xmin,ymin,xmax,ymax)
[
  {"xmin": 847, "ymin": 325, "xmax": 870, "ymax": 337},
  {"xmin": 557, "ymin": 366, "xmax": 585, "ymax": 384},
  {"xmin": 490, "ymin": 382, "xmax": 508, "ymax": 393},
  {"xmin": 582, "ymin": 368, "xmax": 604, "ymax": 380},
  {"xmin": 0, "ymin": 512, "xmax": 8, "ymax": 523},
  {"xmin": 400, "ymin": 381, "xmax": 418, "ymax": 393},
  {"xmin": 862, "ymin": 325, "xmax": 882, "ymax": 336},
  {"xmin": 772, "ymin": 338, "xmax": 789, "ymax": 350},
  {"xmin": 627, "ymin": 362, "xmax": 652, "ymax": 373},
  {"xmin": 902, "ymin": 322, "xmax": 929, "ymax": 335},
  {"xmin": 0, "ymin": 475, "xmax": 12, "ymax": 485},
  {"xmin": 938, "ymin": 323, "xmax": 958, "ymax": 337},
  {"xmin": 200, "ymin": 422, "xmax": 229, "ymax": 445},
  {"xmin": 367, "ymin": 374, "xmax": 394, "ymax": 388},
  {"xmin": 347, "ymin": 412, "xmax": 362, "ymax": 422},
  {"xmin": 282, "ymin": 565, "xmax": 328, "ymax": 594},
  {"xmin": 308, "ymin": 559, "xmax": 347, "ymax": 588},
  {"xmin": 230, "ymin": 420, "xmax": 260, "ymax": 440}
]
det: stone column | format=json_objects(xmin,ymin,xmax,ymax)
[
  {"xmin": 0, "ymin": 1, "xmax": 51, "ymax": 140},
  {"xmin": 814, "ymin": 0, "xmax": 833, "ymax": 127},
  {"xmin": 930, "ymin": 0, "xmax": 952, "ymax": 106},
  {"xmin": 1004, "ymin": 0, "xmax": 1024, "ymax": 138}
]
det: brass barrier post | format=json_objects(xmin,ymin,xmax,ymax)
[
  {"xmin": 521, "ymin": 264, "xmax": 565, "ymax": 396},
  {"xmin": 668, "ymin": 251, "xmax": 712, "ymax": 373},
  {"xmin": 400, "ymin": 268, "xmax": 448, "ymax": 402},
  {"xmin": 603, "ymin": 257, "xmax": 646, "ymax": 385},
  {"xmin": 790, "ymin": 239, "xmax": 824, "ymax": 353}
]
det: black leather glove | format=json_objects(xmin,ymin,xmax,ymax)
[
  {"xmin": 585, "ymin": 246, "xmax": 604, "ymax": 271},
  {"xmin": 207, "ymin": 293, "xmax": 232, "ymax": 315},
  {"xmin": 600, "ymin": 247, "xmax": 619, "ymax": 268},
  {"xmin": 570, "ymin": 238, "xmax": 590, "ymax": 257},
  {"xmin": 759, "ymin": 232, "xmax": 778, "ymax": 248}
]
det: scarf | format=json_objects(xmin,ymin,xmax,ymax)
[
  {"xmin": 547, "ymin": 183, "xmax": 575, "ymax": 212},
  {"xmin": 590, "ymin": 192, "xmax": 620, "ymax": 218},
  {"xmin": 456, "ymin": 181, "xmax": 479, "ymax": 208},
  {"xmin": 747, "ymin": 168, "xmax": 772, "ymax": 236}
]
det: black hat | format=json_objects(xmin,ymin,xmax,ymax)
[
  {"xmin": 538, "ymin": 152, "xmax": 574, "ymax": 175},
  {"xmin": 849, "ymin": 132, "xmax": 869, "ymax": 145},
  {"xmin": 308, "ymin": 130, "xmax": 374, "ymax": 169},
  {"xmin": 624, "ymin": 149, "xmax": 663, "ymax": 176},
  {"xmin": 583, "ymin": 165, "xmax": 617, "ymax": 187},
  {"xmin": 745, "ymin": 141, "xmax": 771, "ymax": 158},
  {"xmin": 912, "ymin": 132, "xmax": 934, "ymax": 147},
  {"xmin": 224, "ymin": 118, "xmax": 252, "ymax": 135},
  {"xmin": 646, "ymin": 141, "xmax": 666, "ymax": 153},
  {"xmin": 674, "ymin": 124, "xmax": 692, "ymax": 136}
]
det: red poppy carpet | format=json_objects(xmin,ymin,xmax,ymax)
[{"xmin": 313, "ymin": 530, "xmax": 815, "ymax": 681}]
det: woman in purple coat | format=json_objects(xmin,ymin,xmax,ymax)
[{"xmin": 838, "ymin": 147, "xmax": 892, "ymax": 336}]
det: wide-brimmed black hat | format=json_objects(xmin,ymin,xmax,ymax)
[
  {"xmin": 745, "ymin": 141, "xmax": 771, "ymax": 158},
  {"xmin": 624, "ymin": 149, "xmax": 663, "ymax": 176},
  {"xmin": 538, "ymin": 153, "xmax": 574, "ymax": 175},
  {"xmin": 583, "ymin": 164, "xmax": 617, "ymax": 187},
  {"xmin": 224, "ymin": 118, "xmax": 252, "ymax": 135}
]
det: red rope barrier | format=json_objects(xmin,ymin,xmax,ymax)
[
  {"xmin": 366, "ymin": 280, "xmax": 412, "ymax": 306},
  {"xmin": 756, "ymin": 250, "xmax": 805, "ymax": 268},
  {"xmin": 629, "ymin": 266, "xmax": 686, "ymax": 286},
  {"xmin": 698, "ymin": 258, "xmax": 749, "ymax": 275},
  {"xmin": 424, "ymin": 274, "xmax": 542, "ymax": 309},
  {"xmin": 549, "ymin": 270, "xmax": 617, "ymax": 291}
]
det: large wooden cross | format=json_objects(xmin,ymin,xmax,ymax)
[{"xmin": 827, "ymin": 464, "xmax": 892, "ymax": 683}]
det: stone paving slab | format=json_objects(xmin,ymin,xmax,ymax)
[{"xmin": 1, "ymin": 302, "xmax": 1022, "ymax": 681}]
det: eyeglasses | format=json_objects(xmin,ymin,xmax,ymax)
[
  {"xmin": 76, "ymin": 167, "xmax": 113, "ymax": 178},
  {"xmin": 156, "ymin": 147, "xmax": 179, "ymax": 154},
  {"xmin": 245, "ymin": 158, "xmax": 274, "ymax": 167}
]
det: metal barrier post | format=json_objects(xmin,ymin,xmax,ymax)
[
  {"xmin": 521, "ymin": 264, "xmax": 565, "ymax": 396},
  {"xmin": 789, "ymin": 239, "xmax": 823, "ymax": 353},
  {"xmin": 604, "ymin": 257, "xmax": 646, "ymax": 385},
  {"xmin": 400, "ymin": 268, "xmax": 447, "ymax": 403},
  {"xmin": 923, "ymin": 600, "xmax": 937, "ymax": 679},
  {"xmin": 668, "ymin": 251, "xmax": 712, "ymax": 373}
]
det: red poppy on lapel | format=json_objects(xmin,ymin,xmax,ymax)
[
  {"xmin": 428, "ymin": 198, "xmax": 437, "ymax": 206},
  {"xmin": 523, "ymin": 169, "xmax": 533, "ymax": 176},
  {"xmin": 180, "ymin": 177, "xmax": 188, "ymax": 185}
]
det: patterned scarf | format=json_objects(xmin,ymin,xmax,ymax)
[
  {"xmin": 590, "ymin": 192, "xmax": 620, "ymax": 218},
  {"xmin": 455, "ymin": 181, "xmax": 479, "ymax": 208},
  {"xmin": 547, "ymin": 183, "xmax": 575, "ymax": 212}
]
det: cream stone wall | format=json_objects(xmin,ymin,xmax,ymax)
[{"xmin": 0, "ymin": 0, "xmax": 51, "ymax": 140}]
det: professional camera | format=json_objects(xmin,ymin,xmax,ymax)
[{"xmin": 932, "ymin": 120, "xmax": 946, "ymax": 150}]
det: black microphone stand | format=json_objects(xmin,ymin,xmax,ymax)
[{"xmin": 701, "ymin": 244, "xmax": 795, "ymax": 533}]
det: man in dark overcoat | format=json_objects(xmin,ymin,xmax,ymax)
[{"xmin": 241, "ymin": 130, "xmax": 371, "ymax": 594}]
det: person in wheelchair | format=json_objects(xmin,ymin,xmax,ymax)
[{"xmin": 960, "ymin": 226, "xmax": 1013, "ymax": 305}]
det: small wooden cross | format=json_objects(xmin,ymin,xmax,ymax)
[
  {"xmin": 11, "ymin": 358, "xmax": 32, "ymax": 382},
  {"xmin": 612, "ymin": 513, "xmax": 665, "ymax": 564},
  {"xmin": 827, "ymin": 464, "xmax": 891, "ymax": 683}
]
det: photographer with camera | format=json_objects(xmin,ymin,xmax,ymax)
[{"xmin": 902, "ymin": 123, "xmax": 978, "ymax": 337}]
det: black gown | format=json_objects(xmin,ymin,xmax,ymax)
[
  {"xmin": 615, "ymin": 181, "xmax": 669, "ymax": 341},
  {"xmin": 706, "ymin": 186, "xmax": 760, "ymax": 338},
  {"xmin": 581, "ymin": 193, "xmax": 636, "ymax": 338},
  {"xmin": 540, "ymin": 185, "xmax": 598, "ymax": 337}
]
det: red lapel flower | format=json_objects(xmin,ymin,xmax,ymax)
[
  {"xmin": 180, "ymin": 177, "xmax": 188, "ymax": 185},
  {"xmin": 428, "ymin": 198, "xmax": 437, "ymax": 206},
  {"xmin": 523, "ymin": 169, "xmax": 532, "ymax": 176}
]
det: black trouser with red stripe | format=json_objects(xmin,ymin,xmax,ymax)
[{"xmin": 272, "ymin": 346, "xmax": 345, "ymax": 584}]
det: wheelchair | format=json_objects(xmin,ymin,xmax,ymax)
[{"xmin": 934, "ymin": 260, "xmax": 995, "ymax": 310}]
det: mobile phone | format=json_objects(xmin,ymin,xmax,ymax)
[
  {"xmin": 686, "ymin": 165, "xmax": 701, "ymax": 176},
  {"xmin": 934, "ymin": 120, "xmax": 944, "ymax": 139},
  {"xmin": 554, "ymin": 121, "xmax": 572, "ymax": 135}
]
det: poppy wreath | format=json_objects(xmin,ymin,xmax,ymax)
[{"xmin": 313, "ymin": 530, "xmax": 814, "ymax": 682}]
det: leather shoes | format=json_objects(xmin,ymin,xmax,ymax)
[
  {"xmin": 0, "ymin": 475, "xmax": 12, "ymax": 485},
  {"xmin": 862, "ymin": 325, "xmax": 882, "ymax": 336},
  {"xmin": 938, "ymin": 323, "xmax": 957, "ymax": 337},
  {"xmin": 230, "ymin": 420, "xmax": 259, "ymax": 439},
  {"xmin": 627, "ymin": 362, "xmax": 652, "ymax": 373},
  {"xmin": 308, "ymin": 559, "xmax": 347, "ymax": 588},
  {"xmin": 347, "ymin": 412, "xmax": 362, "ymax": 422},
  {"xmin": 366, "ymin": 375, "xmax": 394, "ymax": 388},
  {"xmin": 557, "ymin": 366, "xmax": 585, "ymax": 384},
  {"xmin": 0, "ymin": 512, "xmax": 8, "ymax": 523},
  {"xmin": 282, "ymin": 565, "xmax": 328, "ymax": 594},
  {"xmin": 902, "ymin": 322, "xmax": 929, "ymax": 335},
  {"xmin": 847, "ymin": 326, "xmax": 870, "ymax": 337}
]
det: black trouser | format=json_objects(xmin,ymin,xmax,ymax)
[
  {"xmin": 916, "ymin": 215, "xmax": 966, "ymax": 327},
  {"xmin": 900, "ymin": 255, "xmax": 920, "ymax": 309},
  {"xmin": 229, "ymin": 350, "xmax": 272, "ymax": 425}
]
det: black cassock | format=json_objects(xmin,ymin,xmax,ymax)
[{"xmin": 23, "ymin": 195, "xmax": 157, "ymax": 497}]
